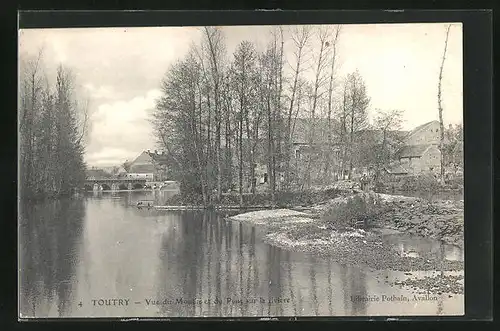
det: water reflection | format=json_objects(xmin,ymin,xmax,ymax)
[
  {"xmin": 19, "ymin": 191, "xmax": 464, "ymax": 318},
  {"xmin": 383, "ymin": 234, "xmax": 463, "ymax": 261},
  {"xmin": 19, "ymin": 198, "xmax": 85, "ymax": 318}
]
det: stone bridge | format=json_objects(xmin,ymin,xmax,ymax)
[{"xmin": 84, "ymin": 178, "xmax": 147, "ymax": 191}]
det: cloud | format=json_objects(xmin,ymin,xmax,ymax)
[
  {"xmin": 20, "ymin": 24, "xmax": 463, "ymax": 165},
  {"xmin": 84, "ymin": 83, "xmax": 120, "ymax": 100},
  {"xmin": 85, "ymin": 147, "xmax": 135, "ymax": 166},
  {"xmin": 85, "ymin": 89, "xmax": 162, "ymax": 166}
]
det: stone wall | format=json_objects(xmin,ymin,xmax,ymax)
[
  {"xmin": 405, "ymin": 121, "xmax": 441, "ymax": 145},
  {"xmin": 418, "ymin": 145, "xmax": 441, "ymax": 174}
]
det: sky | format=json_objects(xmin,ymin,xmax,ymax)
[{"xmin": 18, "ymin": 23, "xmax": 463, "ymax": 167}]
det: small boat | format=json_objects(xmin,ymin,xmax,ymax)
[{"xmin": 136, "ymin": 199, "xmax": 154, "ymax": 209}]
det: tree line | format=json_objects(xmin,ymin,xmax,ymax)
[
  {"xmin": 152, "ymin": 25, "xmax": 387, "ymax": 206},
  {"xmin": 19, "ymin": 49, "xmax": 89, "ymax": 201},
  {"xmin": 152, "ymin": 25, "xmax": 462, "ymax": 206}
]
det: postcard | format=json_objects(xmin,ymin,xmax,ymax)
[{"xmin": 18, "ymin": 21, "xmax": 465, "ymax": 318}]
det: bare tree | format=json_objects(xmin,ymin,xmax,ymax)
[
  {"xmin": 19, "ymin": 48, "xmax": 87, "ymax": 199},
  {"xmin": 372, "ymin": 109, "xmax": 404, "ymax": 183},
  {"xmin": 303, "ymin": 26, "xmax": 333, "ymax": 188},
  {"xmin": 346, "ymin": 71, "xmax": 370, "ymax": 178},
  {"xmin": 437, "ymin": 24, "xmax": 451, "ymax": 184},
  {"xmin": 323, "ymin": 25, "xmax": 342, "ymax": 181},
  {"xmin": 260, "ymin": 27, "xmax": 285, "ymax": 203},
  {"xmin": 19, "ymin": 49, "xmax": 45, "ymax": 196},
  {"xmin": 232, "ymin": 40, "xmax": 258, "ymax": 206},
  {"xmin": 202, "ymin": 27, "xmax": 227, "ymax": 202},
  {"xmin": 284, "ymin": 25, "xmax": 312, "ymax": 188},
  {"xmin": 154, "ymin": 52, "xmax": 210, "ymax": 205},
  {"xmin": 75, "ymin": 95, "xmax": 91, "ymax": 147}
]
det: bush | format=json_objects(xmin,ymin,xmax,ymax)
[
  {"xmin": 446, "ymin": 176, "xmax": 463, "ymax": 188},
  {"xmin": 321, "ymin": 193, "xmax": 389, "ymax": 229}
]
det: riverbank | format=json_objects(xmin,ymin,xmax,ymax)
[
  {"xmin": 226, "ymin": 192, "xmax": 464, "ymax": 294},
  {"xmin": 162, "ymin": 179, "xmax": 462, "ymax": 208},
  {"xmin": 162, "ymin": 186, "xmax": 347, "ymax": 209}
]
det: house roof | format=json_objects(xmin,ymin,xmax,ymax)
[
  {"xmin": 398, "ymin": 144, "xmax": 432, "ymax": 158},
  {"xmin": 117, "ymin": 166, "xmax": 128, "ymax": 174},
  {"xmin": 129, "ymin": 164, "xmax": 155, "ymax": 173},
  {"xmin": 409, "ymin": 120, "xmax": 439, "ymax": 135},
  {"xmin": 385, "ymin": 164, "xmax": 409, "ymax": 175},
  {"xmin": 384, "ymin": 161, "xmax": 409, "ymax": 174},
  {"xmin": 131, "ymin": 151, "xmax": 153, "ymax": 165},
  {"xmin": 403, "ymin": 120, "xmax": 441, "ymax": 142},
  {"xmin": 356, "ymin": 129, "xmax": 408, "ymax": 144},
  {"xmin": 148, "ymin": 152, "xmax": 169, "ymax": 164}
]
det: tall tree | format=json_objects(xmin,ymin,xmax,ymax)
[
  {"xmin": 303, "ymin": 27, "xmax": 332, "ymax": 188},
  {"xmin": 53, "ymin": 65, "xmax": 86, "ymax": 195},
  {"xmin": 284, "ymin": 25, "xmax": 312, "ymax": 188},
  {"xmin": 202, "ymin": 27, "xmax": 226, "ymax": 202},
  {"xmin": 19, "ymin": 49, "xmax": 44, "ymax": 197},
  {"xmin": 443, "ymin": 123, "xmax": 463, "ymax": 174},
  {"xmin": 232, "ymin": 41, "xmax": 258, "ymax": 206},
  {"xmin": 154, "ymin": 52, "xmax": 210, "ymax": 205},
  {"xmin": 323, "ymin": 25, "xmax": 342, "ymax": 181},
  {"xmin": 260, "ymin": 28, "xmax": 285, "ymax": 203},
  {"xmin": 19, "ymin": 50, "xmax": 88, "ymax": 200},
  {"xmin": 344, "ymin": 70, "xmax": 370, "ymax": 178},
  {"xmin": 371, "ymin": 109, "xmax": 404, "ymax": 183},
  {"xmin": 437, "ymin": 24, "xmax": 451, "ymax": 184}
]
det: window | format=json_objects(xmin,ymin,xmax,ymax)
[
  {"xmin": 263, "ymin": 173, "xmax": 268, "ymax": 183},
  {"xmin": 295, "ymin": 149, "xmax": 301, "ymax": 159}
]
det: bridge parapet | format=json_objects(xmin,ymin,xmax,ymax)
[
  {"xmin": 84, "ymin": 178, "xmax": 148, "ymax": 191},
  {"xmin": 85, "ymin": 178, "xmax": 147, "ymax": 182}
]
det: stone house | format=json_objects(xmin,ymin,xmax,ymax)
[
  {"xmin": 385, "ymin": 120, "xmax": 444, "ymax": 176},
  {"xmin": 127, "ymin": 150, "xmax": 169, "ymax": 181},
  {"xmin": 246, "ymin": 118, "xmax": 342, "ymax": 188}
]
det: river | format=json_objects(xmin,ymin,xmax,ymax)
[{"xmin": 18, "ymin": 190, "xmax": 464, "ymax": 318}]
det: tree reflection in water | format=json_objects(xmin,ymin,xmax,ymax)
[
  {"xmin": 19, "ymin": 198, "xmax": 85, "ymax": 318},
  {"xmin": 309, "ymin": 256, "xmax": 320, "ymax": 315},
  {"xmin": 349, "ymin": 267, "xmax": 368, "ymax": 316},
  {"xmin": 339, "ymin": 265, "xmax": 350, "ymax": 314},
  {"xmin": 19, "ymin": 194, "xmax": 463, "ymax": 318}
]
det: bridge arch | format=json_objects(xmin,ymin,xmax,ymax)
[
  {"xmin": 85, "ymin": 178, "xmax": 147, "ymax": 191},
  {"xmin": 132, "ymin": 183, "xmax": 144, "ymax": 190},
  {"xmin": 101, "ymin": 183, "xmax": 111, "ymax": 191}
]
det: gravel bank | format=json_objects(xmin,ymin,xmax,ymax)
[
  {"xmin": 371, "ymin": 197, "xmax": 464, "ymax": 249},
  {"xmin": 393, "ymin": 273, "xmax": 464, "ymax": 295},
  {"xmin": 307, "ymin": 192, "xmax": 464, "ymax": 248},
  {"xmin": 227, "ymin": 202, "xmax": 464, "ymax": 272}
]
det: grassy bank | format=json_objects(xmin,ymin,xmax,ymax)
[
  {"xmin": 163, "ymin": 187, "xmax": 346, "ymax": 208},
  {"xmin": 375, "ymin": 173, "xmax": 463, "ymax": 195}
]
